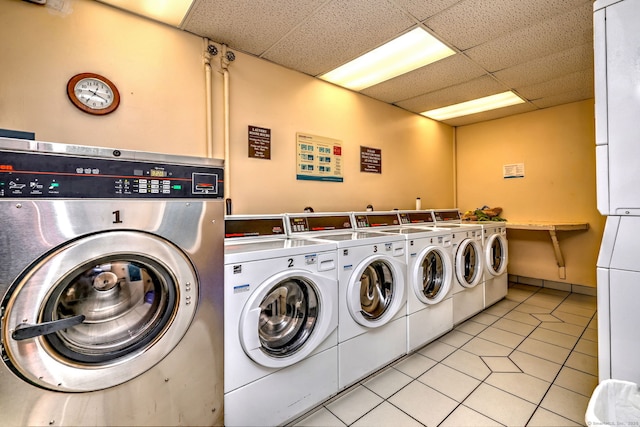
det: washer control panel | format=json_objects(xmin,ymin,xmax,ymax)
[{"xmin": 0, "ymin": 150, "xmax": 223, "ymax": 199}]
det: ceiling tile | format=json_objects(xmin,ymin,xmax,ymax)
[
  {"xmin": 361, "ymin": 54, "xmax": 487, "ymax": 103},
  {"xmin": 516, "ymin": 69, "xmax": 593, "ymax": 101},
  {"xmin": 464, "ymin": 2, "xmax": 593, "ymax": 72},
  {"xmin": 425, "ymin": 0, "xmax": 590, "ymax": 51},
  {"xmin": 262, "ymin": 0, "xmax": 415, "ymax": 76},
  {"xmin": 183, "ymin": 0, "xmax": 320, "ymax": 56},
  {"xmin": 391, "ymin": 0, "xmax": 462, "ymax": 21},
  {"xmin": 493, "ymin": 43, "xmax": 593, "ymax": 88},
  {"xmin": 395, "ymin": 75, "xmax": 508, "ymax": 113},
  {"xmin": 441, "ymin": 102, "xmax": 536, "ymax": 126},
  {"xmin": 530, "ymin": 87, "xmax": 594, "ymax": 109}
]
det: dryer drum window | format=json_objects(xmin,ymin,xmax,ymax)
[
  {"xmin": 490, "ymin": 239, "xmax": 505, "ymax": 273},
  {"xmin": 359, "ymin": 260, "xmax": 394, "ymax": 319},
  {"xmin": 258, "ymin": 278, "xmax": 318, "ymax": 357},
  {"xmin": 41, "ymin": 255, "xmax": 176, "ymax": 363},
  {"xmin": 462, "ymin": 244, "xmax": 478, "ymax": 283},
  {"xmin": 421, "ymin": 251, "xmax": 444, "ymax": 299}
]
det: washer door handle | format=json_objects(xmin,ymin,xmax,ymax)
[{"xmin": 11, "ymin": 314, "xmax": 86, "ymax": 341}]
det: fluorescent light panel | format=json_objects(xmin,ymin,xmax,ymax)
[
  {"xmin": 421, "ymin": 91, "xmax": 525, "ymax": 121},
  {"xmin": 98, "ymin": 0, "xmax": 192, "ymax": 27},
  {"xmin": 320, "ymin": 28, "xmax": 455, "ymax": 91}
]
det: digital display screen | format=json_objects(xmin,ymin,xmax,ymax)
[
  {"xmin": 150, "ymin": 169, "xmax": 167, "ymax": 177},
  {"xmin": 225, "ymin": 218, "xmax": 286, "ymax": 238},
  {"xmin": 408, "ymin": 212, "xmax": 434, "ymax": 223},
  {"xmin": 433, "ymin": 210, "xmax": 460, "ymax": 221},
  {"xmin": 361, "ymin": 214, "xmax": 399, "ymax": 227},
  {"xmin": 306, "ymin": 215, "xmax": 352, "ymax": 231}
]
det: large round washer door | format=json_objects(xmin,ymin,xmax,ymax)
[
  {"xmin": 347, "ymin": 255, "xmax": 406, "ymax": 327},
  {"xmin": 455, "ymin": 239, "xmax": 483, "ymax": 288},
  {"xmin": 1, "ymin": 231, "xmax": 198, "ymax": 392},
  {"xmin": 412, "ymin": 246, "xmax": 453, "ymax": 305},
  {"xmin": 239, "ymin": 270, "xmax": 336, "ymax": 369},
  {"xmin": 485, "ymin": 233, "xmax": 508, "ymax": 276}
]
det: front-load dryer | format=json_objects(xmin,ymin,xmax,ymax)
[
  {"xmin": 431, "ymin": 209, "xmax": 485, "ymax": 325},
  {"xmin": 471, "ymin": 221, "xmax": 508, "ymax": 308},
  {"xmin": 224, "ymin": 215, "xmax": 338, "ymax": 427},
  {"xmin": 286, "ymin": 212, "xmax": 407, "ymax": 390},
  {"xmin": 0, "ymin": 138, "xmax": 225, "ymax": 426}
]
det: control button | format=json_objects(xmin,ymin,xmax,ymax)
[
  {"xmin": 139, "ymin": 187, "xmax": 147, "ymax": 194},
  {"xmin": 76, "ymin": 168, "xmax": 83, "ymax": 174},
  {"xmin": 92, "ymin": 168, "xmax": 100, "ymax": 174}
]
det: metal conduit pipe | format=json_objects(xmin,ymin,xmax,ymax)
[
  {"xmin": 221, "ymin": 44, "xmax": 233, "ymax": 211},
  {"xmin": 203, "ymin": 38, "xmax": 215, "ymax": 159}
]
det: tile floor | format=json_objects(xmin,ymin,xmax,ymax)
[{"xmin": 291, "ymin": 283, "xmax": 598, "ymax": 426}]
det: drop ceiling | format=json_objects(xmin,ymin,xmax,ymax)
[{"xmin": 177, "ymin": 0, "xmax": 594, "ymax": 126}]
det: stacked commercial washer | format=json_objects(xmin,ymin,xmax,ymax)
[
  {"xmin": 0, "ymin": 137, "xmax": 225, "ymax": 426},
  {"xmin": 594, "ymin": 0, "xmax": 640, "ymax": 385}
]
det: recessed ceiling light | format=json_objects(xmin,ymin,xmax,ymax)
[
  {"xmin": 319, "ymin": 28, "xmax": 455, "ymax": 91},
  {"xmin": 97, "ymin": 0, "xmax": 192, "ymax": 27},
  {"xmin": 421, "ymin": 91, "xmax": 525, "ymax": 121}
]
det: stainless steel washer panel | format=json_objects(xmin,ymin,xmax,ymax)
[{"xmin": 0, "ymin": 199, "xmax": 224, "ymax": 426}]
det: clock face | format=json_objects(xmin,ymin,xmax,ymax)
[
  {"xmin": 74, "ymin": 77, "xmax": 114, "ymax": 109},
  {"xmin": 67, "ymin": 73, "xmax": 120, "ymax": 115}
]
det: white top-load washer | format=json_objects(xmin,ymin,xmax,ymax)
[
  {"xmin": 224, "ymin": 215, "xmax": 339, "ymax": 427},
  {"xmin": 352, "ymin": 211, "xmax": 454, "ymax": 353},
  {"xmin": 430, "ymin": 209, "xmax": 485, "ymax": 325},
  {"xmin": 286, "ymin": 212, "xmax": 407, "ymax": 390}
]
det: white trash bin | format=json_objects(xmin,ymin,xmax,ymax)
[{"xmin": 586, "ymin": 379, "xmax": 640, "ymax": 425}]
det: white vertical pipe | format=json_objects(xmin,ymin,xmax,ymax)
[
  {"xmin": 452, "ymin": 126, "xmax": 458, "ymax": 208},
  {"xmin": 222, "ymin": 45, "xmax": 231, "ymax": 202},
  {"xmin": 203, "ymin": 38, "xmax": 214, "ymax": 159}
]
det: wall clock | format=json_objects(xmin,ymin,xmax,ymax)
[{"xmin": 67, "ymin": 73, "xmax": 120, "ymax": 115}]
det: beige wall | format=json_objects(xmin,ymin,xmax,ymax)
[
  {"xmin": 0, "ymin": 0, "xmax": 455, "ymax": 215},
  {"xmin": 456, "ymin": 100, "xmax": 605, "ymax": 287},
  {"xmin": 0, "ymin": 0, "xmax": 208, "ymax": 156}
]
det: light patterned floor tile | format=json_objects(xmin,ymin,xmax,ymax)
[
  {"xmin": 524, "ymin": 294, "xmax": 564, "ymax": 310},
  {"xmin": 529, "ymin": 328, "xmax": 579, "ymax": 349},
  {"xmin": 564, "ymin": 351, "xmax": 598, "ymax": 376},
  {"xmin": 388, "ymin": 380, "xmax": 458, "ymax": 427},
  {"xmin": 516, "ymin": 338, "xmax": 571, "ymax": 364},
  {"xmin": 509, "ymin": 351, "xmax": 563, "ymax": 383},
  {"xmin": 417, "ymin": 363, "xmax": 481, "ymax": 402},
  {"xmin": 505, "ymin": 288, "xmax": 534, "ymax": 303},
  {"xmin": 538, "ymin": 321, "xmax": 585, "ymax": 337},
  {"xmin": 554, "ymin": 366, "xmax": 598, "ymax": 397},
  {"xmin": 531, "ymin": 313, "xmax": 561, "ymax": 323},
  {"xmin": 482, "ymin": 356, "xmax": 521, "ymax": 373},
  {"xmin": 363, "ymin": 366, "xmax": 413, "ymax": 399},
  {"xmin": 539, "ymin": 385, "xmax": 591, "ymax": 424},
  {"xmin": 461, "ymin": 337, "xmax": 512, "ymax": 356},
  {"xmin": 515, "ymin": 303, "xmax": 553, "ymax": 315},
  {"xmin": 503, "ymin": 310, "xmax": 541, "ymax": 326},
  {"xmin": 392, "ymin": 353, "xmax": 436, "ymax": 378},
  {"xmin": 526, "ymin": 407, "xmax": 581, "ymax": 426},
  {"xmin": 437, "ymin": 330, "xmax": 474, "ymax": 348},
  {"xmin": 440, "ymin": 405, "xmax": 504, "ymax": 427},
  {"xmin": 325, "ymin": 386, "xmax": 383, "ymax": 425},
  {"xmin": 574, "ymin": 338, "xmax": 598, "ymax": 356},
  {"xmin": 581, "ymin": 327, "xmax": 598, "ymax": 342},
  {"xmin": 484, "ymin": 372, "xmax": 550, "ymax": 404},
  {"xmin": 552, "ymin": 310, "xmax": 590, "ymax": 327},
  {"xmin": 555, "ymin": 302, "xmax": 595, "ymax": 318},
  {"xmin": 492, "ymin": 317, "xmax": 537, "ymax": 336},
  {"xmin": 351, "ymin": 401, "xmax": 422, "ymax": 427},
  {"xmin": 442, "ymin": 349, "xmax": 492, "ymax": 381},
  {"xmin": 477, "ymin": 326, "xmax": 526, "ymax": 348},
  {"xmin": 464, "ymin": 383, "xmax": 537, "ymax": 426},
  {"xmin": 455, "ymin": 320, "xmax": 488, "ymax": 336},
  {"xmin": 470, "ymin": 312, "xmax": 501, "ymax": 326},
  {"xmin": 417, "ymin": 340, "xmax": 457, "ymax": 362},
  {"xmin": 293, "ymin": 407, "xmax": 347, "ymax": 427}
]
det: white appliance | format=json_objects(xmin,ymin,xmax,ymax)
[
  {"xmin": 478, "ymin": 221, "xmax": 508, "ymax": 307},
  {"xmin": 597, "ymin": 216, "xmax": 640, "ymax": 384},
  {"xmin": 431, "ymin": 209, "xmax": 485, "ymax": 325},
  {"xmin": 594, "ymin": 0, "xmax": 640, "ymax": 384},
  {"xmin": 224, "ymin": 215, "xmax": 339, "ymax": 427},
  {"xmin": 361, "ymin": 211, "xmax": 455, "ymax": 352},
  {"xmin": 286, "ymin": 212, "xmax": 407, "ymax": 390}
]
